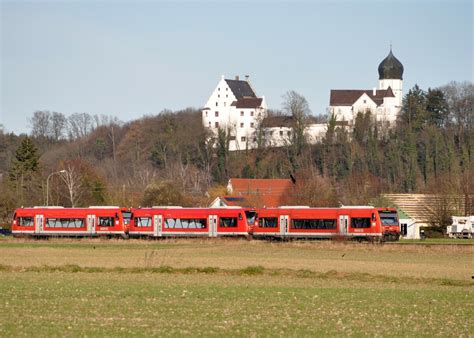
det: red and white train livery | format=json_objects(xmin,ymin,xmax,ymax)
[{"xmin": 12, "ymin": 205, "xmax": 400, "ymax": 241}]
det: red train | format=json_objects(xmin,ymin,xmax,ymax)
[{"xmin": 12, "ymin": 205, "xmax": 400, "ymax": 241}]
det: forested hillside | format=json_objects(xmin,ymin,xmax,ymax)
[{"xmin": 0, "ymin": 82, "xmax": 472, "ymax": 224}]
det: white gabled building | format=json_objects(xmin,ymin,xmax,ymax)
[
  {"xmin": 329, "ymin": 48, "xmax": 404, "ymax": 126},
  {"xmin": 202, "ymin": 75, "xmax": 267, "ymax": 151}
]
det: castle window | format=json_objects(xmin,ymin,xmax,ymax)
[
  {"xmin": 240, "ymin": 123, "xmax": 244, "ymax": 128},
  {"xmin": 226, "ymin": 88, "xmax": 228, "ymax": 91},
  {"xmin": 363, "ymin": 100, "xmax": 367, "ymax": 104},
  {"xmin": 240, "ymin": 111, "xmax": 244, "ymax": 116},
  {"xmin": 216, "ymin": 102, "xmax": 218, "ymax": 106},
  {"xmin": 215, "ymin": 111, "xmax": 219, "ymax": 117},
  {"xmin": 208, "ymin": 122, "xmax": 211, "ymax": 127},
  {"xmin": 226, "ymin": 95, "xmax": 228, "ymax": 98},
  {"xmin": 287, "ymin": 131, "xmax": 291, "ymax": 136},
  {"xmin": 241, "ymin": 136, "xmax": 246, "ymax": 142},
  {"xmin": 215, "ymin": 122, "xmax": 219, "ymax": 128},
  {"xmin": 218, "ymin": 88, "xmax": 220, "ymax": 91},
  {"xmin": 224, "ymin": 102, "xmax": 226, "ymax": 107},
  {"xmin": 205, "ymin": 111, "xmax": 208, "ymax": 117},
  {"xmin": 218, "ymin": 95, "xmax": 220, "ymax": 98},
  {"xmin": 250, "ymin": 122, "xmax": 254, "ymax": 128},
  {"xmin": 251, "ymin": 111, "xmax": 254, "ymax": 116},
  {"xmin": 279, "ymin": 131, "xmax": 283, "ymax": 136}
]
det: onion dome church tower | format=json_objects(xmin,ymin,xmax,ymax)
[{"xmin": 378, "ymin": 47, "xmax": 404, "ymax": 107}]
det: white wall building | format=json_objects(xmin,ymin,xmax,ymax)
[
  {"xmin": 202, "ymin": 75, "xmax": 267, "ymax": 151},
  {"xmin": 329, "ymin": 49, "xmax": 404, "ymax": 126}
]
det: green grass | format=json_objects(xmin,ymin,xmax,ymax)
[
  {"xmin": 0, "ymin": 272, "xmax": 472, "ymax": 336},
  {"xmin": 397, "ymin": 238, "xmax": 474, "ymax": 245},
  {"xmin": 0, "ymin": 238, "xmax": 472, "ymax": 336}
]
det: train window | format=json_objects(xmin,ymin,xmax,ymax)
[
  {"xmin": 122, "ymin": 211, "xmax": 132, "ymax": 225},
  {"xmin": 135, "ymin": 217, "xmax": 152, "ymax": 227},
  {"xmin": 98, "ymin": 217, "xmax": 115, "ymax": 227},
  {"xmin": 379, "ymin": 212, "xmax": 398, "ymax": 225},
  {"xmin": 260, "ymin": 217, "xmax": 278, "ymax": 228},
  {"xmin": 46, "ymin": 218, "xmax": 85, "ymax": 228},
  {"xmin": 292, "ymin": 219, "xmax": 336, "ymax": 230},
  {"xmin": 351, "ymin": 218, "xmax": 371, "ymax": 229},
  {"xmin": 18, "ymin": 217, "xmax": 34, "ymax": 227},
  {"xmin": 164, "ymin": 218, "xmax": 207, "ymax": 229},
  {"xmin": 220, "ymin": 217, "xmax": 237, "ymax": 228},
  {"xmin": 245, "ymin": 210, "xmax": 256, "ymax": 225}
]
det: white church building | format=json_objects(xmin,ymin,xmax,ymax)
[
  {"xmin": 329, "ymin": 48, "xmax": 404, "ymax": 126},
  {"xmin": 202, "ymin": 49, "xmax": 404, "ymax": 151}
]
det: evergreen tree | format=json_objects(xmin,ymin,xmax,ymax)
[
  {"xmin": 426, "ymin": 89, "xmax": 449, "ymax": 128},
  {"xmin": 8, "ymin": 137, "xmax": 40, "ymax": 205},
  {"xmin": 400, "ymin": 85, "xmax": 427, "ymax": 132}
]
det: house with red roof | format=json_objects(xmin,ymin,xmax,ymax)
[{"xmin": 209, "ymin": 178, "xmax": 296, "ymax": 208}]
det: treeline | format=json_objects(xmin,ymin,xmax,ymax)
[{"xmin": 0, "ymin": 82, "xmax": 472, "ymax": 225}]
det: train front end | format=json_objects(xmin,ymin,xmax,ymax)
[{"xmin": 377, "ymin": 208, "xmax": 400, "ymax": 241}]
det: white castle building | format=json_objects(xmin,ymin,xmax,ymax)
[
  {"xmin": 202, "ymin": 75, "xmax": 268, "ymax": 151},
  {"xmin": 202, "ymin": 49, "xmax": 404, "ymax": 151},
  {"xmin": 329, "ymin": 48, "xmax": 404, "ymax": 126}
]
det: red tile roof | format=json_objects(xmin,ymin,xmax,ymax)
[
  {"xmin": 228, "ymin": 178, "xmax": 294, "ymax": 207},
  {"xmin": 330, "ymin": 87, "xmax": 395, "ymax": 106}
]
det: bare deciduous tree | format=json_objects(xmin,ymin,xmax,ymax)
[
  {"xmin": 68, "ymin": 113, "xmax": 93, "ymax": 140},
  {"xmin": 30, "ymin": 111, "xmax": 51, "ymax": 138},
  {"xmin": 60, "ymin": 164, "xmax": 84, "ymax": 207},
  {"xmin": 50, "ymin": 112, "xmax": 67, "ymax": 140}
]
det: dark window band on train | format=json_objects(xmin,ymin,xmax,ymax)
[
  {"xmin": 135, "ymin": 217, "xmax": 152, "ymax": 227},
  {"xmin": 46, "ymin": 218, "xmax": 85, "ymax": 228},
  {"xmin": 165, "ymin": 218, "xmax": 207, "ymax": 229},
  {"xmin": 291, "ymin": 219, "xmax": 337, "ymax": 230},
  {"xmin": 220, "ymin": 217, "xmax": 238, "ymax": 228},
  {"xmin": 260, "ymin": 217, "xmax": 278, "ymax": 228},
  {"xmin": 17, "ymin": 217, "xmax": 34, "ymax": 227},
  {"xmin": 98, "ymin": 217, "xmax": 115, "ymax": 227},
  {"xmin": 351, "ymin": 218, "xmax": 371, "ymax": 229}
]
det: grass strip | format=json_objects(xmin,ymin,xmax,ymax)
[{"xmin": 0, "ymin": 263, "xmax": 471, "ymax": 287}]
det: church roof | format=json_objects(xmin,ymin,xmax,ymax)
[
  {"xmin": 330, "ymin": 87, "xmax": 395, "ymax": 107},
  {"xmin": 378, "ymin": 50, "xmax": 404, "ymax": 80},
  {"xmin": 232, "ymin": 97, "xmax": 263, "ymax": 109},
  {"xmin": 225, "ymin": 79, "xmax": 256, "ymax": 99}
]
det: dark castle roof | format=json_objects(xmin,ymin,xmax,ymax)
[
  {"xmin": 231, "ymin": 98, "xmax": 263, "ymax": 109},
  {"xmin": 330, "ymin": 87, "xmax": 395, "ymax": 106},
  {"xmin": 225, "ymin": 79, "xmax": 256, "ymax": 99},
  {"xmin": 378, "ymin": 50, "xmax": 404, "ymax": 80}
]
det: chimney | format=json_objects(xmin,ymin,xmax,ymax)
[
  {"xmin": 235, "ymin": 75, "xmax": 239, "ymax": 81},
  {"xmin": 245, "ymin": 75, "xmax": 249, "ymax": 81},
  {"xmin": 373, "ymin": 88, "xmax": 376, "ymax": 96}
]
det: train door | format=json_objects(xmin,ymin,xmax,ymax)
[
  {"xmin": 153, "ymin": 215, "xmax": 163, "ymax": 237},
  {"xmin": 87, "ymin": 215, "xmax": 96, "ymax": 235},
  {"xmin": 279, "ymin": 215, "xmax": 289, "ymax": 237},
  {"xmin": 208, "ymin": 215, "xmax": 217, "ymax": 237},
  {"xmin": 34, "ymin": 214, "xmax": 43, "ymax": 234},
  {"xmin": 339, "ymin": 215, "xmax": 349, "ymax": 235}
]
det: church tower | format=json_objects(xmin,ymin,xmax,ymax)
[{"xmin": 378, "ymin": 48, "xmax": 404, "ymax": 107}]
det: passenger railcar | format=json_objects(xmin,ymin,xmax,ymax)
[
  {"xmin": 252, "ymin": 206, "xmax": 400, "ymax": 241},
  {"xmin": 12, "ymin": 206, "xmax": 131, "ymax": 237},
  {"xmin": 128, "ymin": 207, "xmax": 250, "ymax": 238}
]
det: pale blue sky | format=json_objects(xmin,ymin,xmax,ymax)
[{"xmin": 1, "ymin": 0, "xmax": 472, "ymax": 134}]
